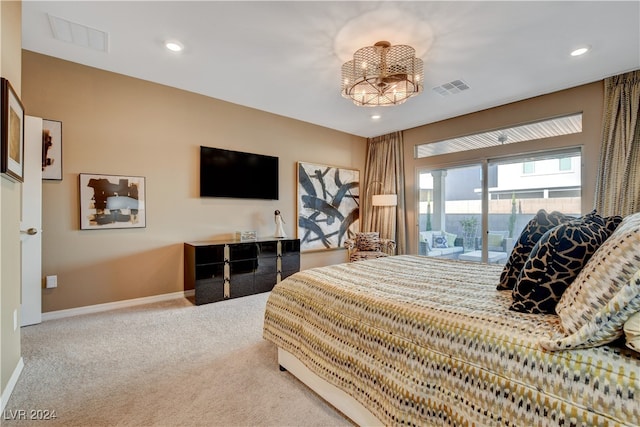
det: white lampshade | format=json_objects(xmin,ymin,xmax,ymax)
[{"xmin": 372, "ymin": 194, "xmax": 398, "ymax": 206}]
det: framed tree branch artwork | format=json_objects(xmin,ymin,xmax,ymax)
[
  {"xmin": 79, "ymin": 173, "xmax": 146, "ymax": 230},
  {"xmin": 297, "ymin": 161, "xmax": 359, "ymax": 252},
  {"xmin": 42, "ymin": 119, "xmax": 62, "ymax": 180},
  {"xmin": 1, "ymin": 78, "xmax": 25, "ymax": 183}
]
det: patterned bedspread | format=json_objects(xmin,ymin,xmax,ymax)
[{"xmin": 263, "ymin": 255, "xmax": 640, "ymax": 426}]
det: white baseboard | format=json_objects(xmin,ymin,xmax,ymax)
[
  {"xmin": 42, "ymin": 290, "xmax": 195, "ymax": 322},
  {"xmin": 1, "ymin": 357, "xmax": 24, "ymax": 413}
]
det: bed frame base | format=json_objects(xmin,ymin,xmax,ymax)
[{"xmin": 277, "ymin": 347, "xmax": 383, "ymax": 426}]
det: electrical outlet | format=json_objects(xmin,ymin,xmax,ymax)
[{"xmin": 46, "ymin": 275, "xmax": 58, "ymax": 288}]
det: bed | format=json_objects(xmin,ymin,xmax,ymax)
[{"xmin": 263, "ymin": 254, "xmax": 640, "ymax": 426}]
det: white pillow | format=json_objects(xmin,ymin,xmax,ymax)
[
  {"xmin": 420, "ymin": 231, "xmax": 442, "ymax": 251},
  {"xmin": 624, "ymin": 311, "xmax": 640, "ymax": 352}
]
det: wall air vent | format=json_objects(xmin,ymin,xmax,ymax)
[
  {"xmin": 432, "ymin": 79, "xmax": 470, "ymax": 96},
  {"xmin": 48, "ymin": 14, "xmax": 109, "ymax": 52}
]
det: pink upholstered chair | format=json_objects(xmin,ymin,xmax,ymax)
[{"xmin": 344, "ymin": 232, "xmax": 396, "ymax": 262}]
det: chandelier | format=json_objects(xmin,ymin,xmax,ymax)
[{"xmin": 341, "ymin": 41, "xmax": 424, "ymax": 107}]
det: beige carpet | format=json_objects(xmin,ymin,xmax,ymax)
[{"xmin": 4, "ymin": 292, "xmax": 351, "ymax": 427}]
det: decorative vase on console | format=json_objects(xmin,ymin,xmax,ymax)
[{"xmin": 274, "ymin": 210, "xmax": 287, "ymax": 238}]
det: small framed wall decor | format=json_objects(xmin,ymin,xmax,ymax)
[
  {"xmin": 42, "ymin": 119, "xmax": 63, "ymax": 180},
  {"xmin": 79, "ymin": 173, "xmax": 146, "ymax": 230},
  {"xmin": 0, "ymin": 78, "xmax": 25, "ymax": 183}
]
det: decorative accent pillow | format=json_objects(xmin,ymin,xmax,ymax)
[
  {"xmin": 444, "ymin": 232, "xmax": 457, "ymax": 247},
  {"xmin": 356, "ymin": 232, "xmax": 380, "ymax": 251},
  {"xmin": 539, "ymin": 269, "xmax": 640, "ymax": 351},
  {"xmin": 510, "ymin": 212, "xmax": 622, "ymax": 314},
  {"xmin": 487, "ymin": 233, "xmax": 504, "ymax": 248},
  {"xmin": 623, "ymin": 311, "xmax": 640, "ymax": 353},
  {"xmin": 419, "ymin": 231, "xmax": 434, "ymax": 252},
  {"xmin": 555, "ymin": 212, "xmax": 640, "ymax": 335},
  {"xmin": 433, "ymin": 234, "xmax": 448, "ymax": 249},
  {"xmin": 497, "ymin": 209, "xmax": 575, "ymax": 291}
]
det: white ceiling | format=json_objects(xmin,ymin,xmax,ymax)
[{"xmin": 21, "ymin": 1, "xmax": 640, "ymax": 138}]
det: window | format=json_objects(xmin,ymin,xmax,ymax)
[
  {"xmin": 418, "ymin": 148, "xmax": 582, "ymax": 264},
  {"xmin": 418, "ymin": 165, "xmax": 482, "ymax": 258},
  {"xmin": 559, "ymin": 157, "xmax": 572, "ymax": 171},
  {"xmin": 415, "ymin": 113, "xmax": 582, "ymax": 158},
  {"xmin": 523, "ymin": 162, "xmax": 535, "ymax": 174}
]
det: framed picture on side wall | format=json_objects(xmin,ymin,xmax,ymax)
[
  {"xmin": 42, "ymin": 119, "xmax": 62, "ymax": 180},
  {"xmin": 296, "ymin": 161, "xmax": 359, "ymax": 252},
  {"xmin": 0, "ymin": 78, "xmax": 25, "ymax": 183},
  {"xmin": 79, "ymin": 173, "xmax": 146, "ymax": 230}
]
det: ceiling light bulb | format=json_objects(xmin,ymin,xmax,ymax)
[
  {"xmin": 570, "ymin": 46, "xmax": 590, "ymax": 56},
  {"xmin": 165, "ymin": 41, "xmax": 184, "ymax": 52},
  {"xmin": 371, "ymin": 114, "xmax": 381, "ymax": 120}
]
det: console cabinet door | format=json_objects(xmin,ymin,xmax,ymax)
[
  {"xmin": 228, "ymin": 242, "xmax": 257, "ymax": 260},
  {"xmin": 228, "ymin": 243, "xmax": 257, "ymax": 298},
  {"xmin": 195, "ymin": 274, "xmax": 225, "ymax": 305},
  {"xmin": 196, "ymin": 245, "xmax": 225, "ymax": 265},
  {"xmin": 184, "ymin": 243, "xmax": 226, "ymax": 305},
  {"xmin": 281, "ymin": 239, "xmax": 301, "ymax": 280},
  {"xmin": 255, "ymin": 241, "xmax": 278, "ymax": 293},
  {"xmin": 229, "ymin": 259, "xmax": 256, "ymax": 298}
]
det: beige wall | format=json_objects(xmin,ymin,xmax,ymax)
[
  {"xmin": 1, "ymin": 0, "xmax": 23, "ymax": 405},
  {"xmin": 403, "ymin": 82, "xmax": 604, "ymax": 254},
  {"xmin": 21, "ymin": 51, "xmax": 366, "ymax": 313}
]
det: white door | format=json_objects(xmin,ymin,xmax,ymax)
[{"xmin": 20, "ymin": 115, "xmax": 43, "ymax": 326}]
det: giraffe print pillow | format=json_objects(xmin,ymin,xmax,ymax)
[{"xmin": 497, "ymin": 209, "xmax": 575, "ymax": 291}]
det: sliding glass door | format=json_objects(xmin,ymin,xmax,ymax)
[
  {"xmin": 486, "ymin": 150, "xmax": 582, "ymax": 263},
  {"xmin": 418, "ymin": 164, "xmax": 483, "ymax": 259},
  {"xmin": 418, "ymin": 148, "xmax": 582, "ymax": 264}
]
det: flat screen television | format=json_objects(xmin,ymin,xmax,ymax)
[{"xmin": 200, "ymin": 146, "xmax": 279, "ymax": 200}]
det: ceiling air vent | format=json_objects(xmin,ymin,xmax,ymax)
[
  {"xmin": 432, "ymin": 79, "xmax": 470, "ymax": 96},
  {"xmin": 48, "ymin": 14, "xmax": 109, "ymax": 52}
]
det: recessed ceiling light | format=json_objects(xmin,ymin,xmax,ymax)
[
  {"xmin": 371, "ymin": 114, "xmax": 381, "ymax": 120},
  {"xmin": 165, "ymin": 40, "xmax": 184, "ymax": 52},
  {"xmin": 570, "ymin": 46, "xmax": 590, "ymax": 57}
]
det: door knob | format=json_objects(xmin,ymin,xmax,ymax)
[{"xmin": 20, "ymin": 228, "xmax": 38, "ymax": 235}]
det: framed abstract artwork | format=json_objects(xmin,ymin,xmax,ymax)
[
  {"xmin": 297, "ymin": 161, "xmax": 359, "ymax": 252},
  {"xmin": 79, "ymin": 173, "xmax": 146, "ymax": 230},
  {"xmin": 0, "ymin": 78, "xmax": 25, "ymax": 183},
  {"xmin": 42, "ymin": 119, "xmax": 63, "ymax": 180}
]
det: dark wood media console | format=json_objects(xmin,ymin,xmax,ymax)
[{"xmin": 184, "ymin": 238, "xmax": 300, "ymax": 305}]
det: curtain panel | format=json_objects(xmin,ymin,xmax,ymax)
[
  {"xmin": 363, "ymin": 131, "xmax": 407, "ymax": 254},
  {"xmin": 595, "ymin": 70, "xmax": 640, "ymax": 216}
]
